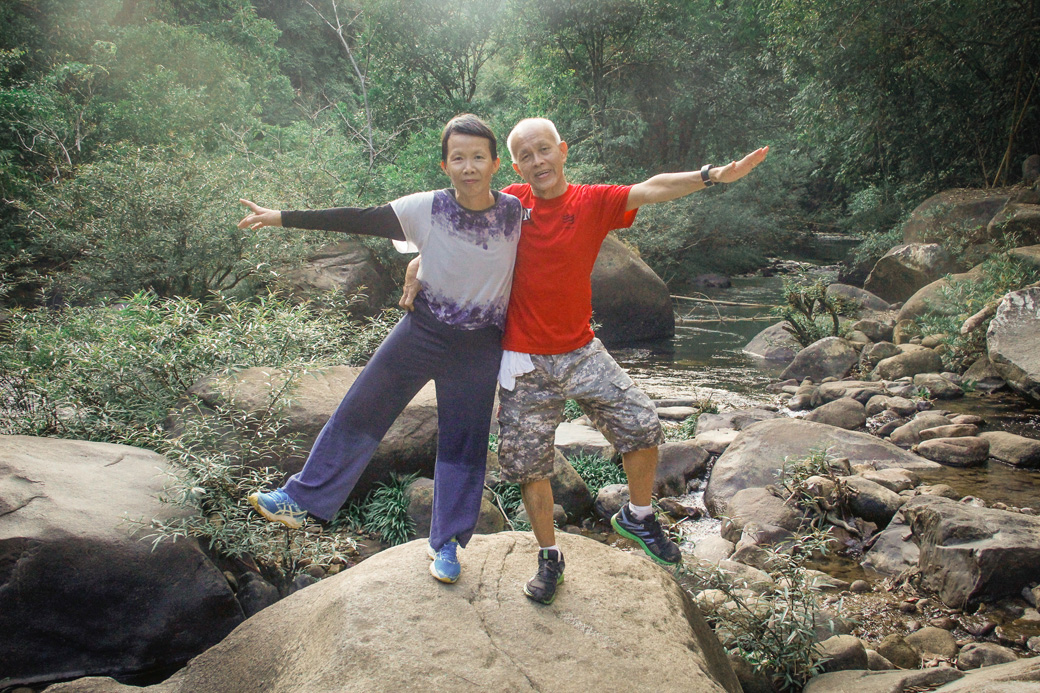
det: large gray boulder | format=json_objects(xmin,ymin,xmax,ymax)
[
  {"xmin": 861, "ymin": 521, "xmax": 920, "ymax": 576},
  {"xmin": 864, "ymin": 243, "xmax": 963, "ymax": 304},
  {"xmin": 780, "ymin": 337, "xmax": 859, "ymax": 382},
  {"xmin": 805, "ymin": 397, "xmax": 867, "ymax": 430},
  {"xmin": 986, "ymin": 202, "xmax": 1040, "ymax": 246},
  {"xmin": 871, "ymin": 345, "xmax": 944, "ymax": 380},
  {"xmin": 903, "ymin": 495, "xmax": 1040, "ymax": 608},
  {"xmin": 554, "ymin": 420, "xmax": 616, "ymax": 461},
  {"xmin": 173, "ymin": 366, "xmax": 440, "ymax": 499},
  {"xmin": 842, "ymin": 475, "xmax": 905, "ymax": 527},
  {"xmin": 281, "ymin": 239, "xmax": 394, "ymax": 316},
  {"xmin": 901, "ymin": 188, "xmax": 1010, "ymax": 244},
  {"xmin": 591, "ymin": 234, "xmax": 674, "ymax": 343},
  {"xmin": 932, "ymin": 656, "xmax": 1040, "ymax": 692},
  {"xmin": 979, "ymin": 431, "xmax": 1040, "ymax": 468},
  {"xmin": 548, "ymin": 450, "xmax": 595, "ymax": 522},
  {"xmin": 696, "ymin": 407, "xmax": 781, "ymax": 434},
  {"xmin": 655, "ymin": 441, "xmax": 710, "ymax": 498},
  {"xmin": 803, "ymin": 667, "xmax": 964, "ymax": 693},
  {"xmin": 1, "ymin": 436, "xmax": 243, "ymax": 687},
  {"xmin": 704, "ymin": 419, "xmax": 939, "ymax": 516},
  {"xmin": 987, "ymin": 287, "xmax": 1040, "ymax": 402},
  {"xmin": 897, "ymin": 266, "xmax": 986, "ymax": 322},
  {"xmin": 743, "ymin": 321, "xmax": 802, "ymax": 363},
  {"xmin": 44, "ymin": 533, "xmax": 742, "ymax": 693}
]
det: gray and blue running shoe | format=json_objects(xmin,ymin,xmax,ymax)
[
  {"xmin": 248, "ymin": 488, "xmax": 308, "ymax": 529},
  {"xmin": 428, "ymin": 538, "xmax": 462, "ymax": 583}
]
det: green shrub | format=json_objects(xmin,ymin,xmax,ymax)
[
  {"xmin": 563, "ymin": 398, "xmax": 585, "ymax": 421},
  {"xmin": 486, "ymin": 481, "xmax": 530, "ymax": 531},
  {"xmin": 915, "ymin": 252, "xmax": 1040, "ymax": 370},
  {"xmin": 360, "ymin": 473, "xmax": 418, "ymax": 546},
  {"xmin": 772, "ymin": 274, "xmax": 859, "ymax": 347},
  {"xmin": 678, "ymin": 529, "xmax": 833, "ymax": 692},
  {"xmin": 0, "ymin": 290, "xmax": 396, "ymax": 444},
  {"xmin": 137, "ymin": 400, "xmax": 358, "ymax": 587},
  {"xmin": 664, "ymin": 396, "xmax": 719, "ymax": 441},
  {"xmin": 568, "ymin": 452, "xmax": 626, "ymax": 497}
]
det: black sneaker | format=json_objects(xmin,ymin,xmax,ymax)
[
  {"xmin": 611, "ymin": 505, "xmax": 682, "ymax": 566},
  {"xmin": 523, "ymin": 548, "xmax": 565, "ymax": 605}
]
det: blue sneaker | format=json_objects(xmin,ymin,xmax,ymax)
[
  {"xmin": 428, "ymin": 538, "xmax": 461, "ymax": 583},
  {"xmin": 248, "ymin": 488, "xmax": 308, "ymax": 529}
]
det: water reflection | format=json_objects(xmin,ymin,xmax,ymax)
[{"xmin": 606, "ymin": 274, "xmax": 788, "ymax": 407}]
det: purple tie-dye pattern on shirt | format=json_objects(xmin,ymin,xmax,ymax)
[
  {"xmin": 423, "ymin": 285, "xmax": 510, "ymax": 330},
  {"xmin": 418, "ymin": 191, "xmax": 521, "ymax": 329},
  {"xmin": 432, "ymin": 190, "xmax": 522, "ymax": 250}
]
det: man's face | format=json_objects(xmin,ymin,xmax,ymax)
[
  {"xmin": 510, "ymin": 122, "xmax": 568, "ymax": 199},
  {"xmin": 440, "ymin": 132, "xmax": 500, "ymax": 203}
]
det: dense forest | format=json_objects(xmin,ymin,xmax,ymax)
[{"xmin": 1, "ymin": 0, "xmax": 1038, "ymax": 303}]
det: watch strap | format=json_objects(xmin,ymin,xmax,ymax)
[{"xmin": 700, "ymin": 164, "xmax": 715, "ymax": 187}]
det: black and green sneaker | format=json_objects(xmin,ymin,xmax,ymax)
[
  {"xmin": 523, "ymin": 548, "xmax": 565, "ymax": 605},
  {"xmin": 611, "ymin": 505, "xmax": 682, "ymax": 566}
]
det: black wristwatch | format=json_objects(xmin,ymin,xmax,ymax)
[{"xmin": 700, "ymin": 164, "xmax": 715, "ymax": 187}]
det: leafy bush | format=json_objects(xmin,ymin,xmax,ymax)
[
  {"xmin": 360, "ymin": 473, "xmax": 419, "ymax": 546},
  {"xmin": 772, "ymin": 274, "xmax": 859, "ymax": 347},
  {"xmin": 915, "ymin": 252, "xmax": 1040, "ymax": 370},
  {"xmin": 568, "ymin": 452, "xmax": 626, "ymax": 497},
  {"xmin": 679, "ymin": 529, "xmax": 832, "ymax": 691},
  {"xmin": 664, "ymin": 396, "xmax": 719, "ymax": 441},
  {"xmin": 0, "ymin": 290, "xmax": 396, "ymax": 443},
  {"xmin": 137, "ymin": 399, "xmax": 358, "ymax": 587}
]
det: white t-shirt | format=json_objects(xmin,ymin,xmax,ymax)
[{"xmin": 391, "ymin": 190, "xmax": 522, "ymax": 330}]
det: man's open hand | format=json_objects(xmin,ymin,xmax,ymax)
[{"xmin": 713, "ymin": 146, "xmax": 769, "ymax": 184}]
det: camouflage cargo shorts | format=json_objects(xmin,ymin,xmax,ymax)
[{"xmin": 497, "ymin": 338, "xmax": 664, "ymax": 484}]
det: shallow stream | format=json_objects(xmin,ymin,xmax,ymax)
[{"xmin": 602, "ymin": 270, "xmax": 1040, "ymax": 541}]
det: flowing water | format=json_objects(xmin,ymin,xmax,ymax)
[{"xmin": 602, "ymin": 264, "xmax": 1040, "ymax": 531}]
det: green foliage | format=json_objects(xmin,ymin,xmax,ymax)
[
  {"xmin": 486, "ymin": 480, "xmax": 530, "ymax": 531},
  {"xmin": 915, "ymin": 251, "xmax": 1040, "ymax": 370},
  {"xmin": 664, "ymin": 396, "xmax": 718, "ymax": 441},
  {"xmin": 0, "ymin": 291, "xmax": 395, "ymax": 443},
  {"xmin": 568, "ymin": 452, "xmax": 626, "ymax": 497},
  {"xmin": 137, "ymin": 399, "xmax": 358, "ymax": 586},
  {"xmin": 768, "ymin": 0, "xmax": 1040, "ymax": 191},
  {"xmin": 679, "ymin": 529, "xmax": 832, "ymax": 691},
  {"xmin": 772, "ymin": 274, "xmax": 859, "ymax": 347},
  {"xmin": 360, "ymin": 473, "xmax": 419, "ymax": 546},
  {"xmin": 563, "ymin": 398, "xmax": 585, "ymax": 421}
]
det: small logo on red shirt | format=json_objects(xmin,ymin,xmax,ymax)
[{"xmin": 562, "ymin": 214, "xmax": 575, "ymax": 227}]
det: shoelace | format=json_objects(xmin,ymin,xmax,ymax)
[{"xmin": 438, "ymin": 542, "xmax": 459, "ymax": 563}]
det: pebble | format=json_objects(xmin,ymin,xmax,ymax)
[
  {"xmin": 930, "ymin": 616, "xmax": 958, "ymax": 630},
  {"xmin": 900, "ymin": 601, "xmax": 918, "ymax": 613},
  {"xmin": 850, "ymin": 579, "xmax": 871, "ymax": 593}
]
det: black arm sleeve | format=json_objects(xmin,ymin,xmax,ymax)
[{"xmin": 280, "ymin": 204, "xmax": 405, "ymax": 242}]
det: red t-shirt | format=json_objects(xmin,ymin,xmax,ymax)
[{"xmin": 501, "ymin": 183, "xmax": 637, "ymax": 354}]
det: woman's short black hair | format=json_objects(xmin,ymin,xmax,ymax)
[{"xmin": 441, "ymin": 114, "xmax": 497, "ymax": 162}]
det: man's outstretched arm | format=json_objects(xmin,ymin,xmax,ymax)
[{"xmin": 625, "ymin": 146, "xmax": 769, "ymax": 211}]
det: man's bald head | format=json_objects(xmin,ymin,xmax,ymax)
[{"xmin": 507, "ymin": 118, "xmax": 562, "ymax": 160}]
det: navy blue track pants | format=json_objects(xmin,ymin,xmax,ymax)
[{"xmin": 283, "ymin": 296, "xmax": 501, "ymax": 550}]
